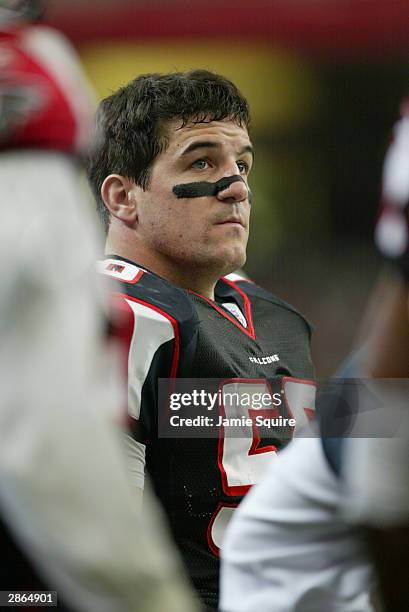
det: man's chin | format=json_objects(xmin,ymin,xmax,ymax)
[
  {"xmin": 179, "ymin": 246, "xmax": 246, "ymax": 277},
  {"xmin": 213, "ymin": 250, "xmax": 247, "ymax": 277}
]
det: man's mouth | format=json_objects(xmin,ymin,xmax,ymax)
[{"xmin": 215, "ymin": 217, "xmax": 246, "ymax": 228}]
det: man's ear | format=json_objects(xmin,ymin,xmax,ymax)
[{"xmin": 101, "ymin": 175, "xmax": 138, "ymax": 225}]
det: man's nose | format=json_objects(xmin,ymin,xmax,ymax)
[{"xmin": 216, "ymin": 178, "xmax": 248, "ymax": 203}]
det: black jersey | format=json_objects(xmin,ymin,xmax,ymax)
[{"xmin": 101, "ymin": 257, "xmax": 315, "ymax": 611}]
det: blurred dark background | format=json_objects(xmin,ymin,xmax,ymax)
[{"xmin": 47, "ymin": 0, "xmax": 409, "ymax": 375}]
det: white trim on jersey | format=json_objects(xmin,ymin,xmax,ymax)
[
  {"xmin": 98, "ymin": 259, "xmax": 146, "ymax": 283},
  {"xmin": 125, "ymin": 299, "xmax": 175, "ymax": 420},
  {"xmin": 224, "ymin": 271, "xmax": 250, "ymax": 283},
  {"xmin": 221, "ymin": 302, "xmax": 248, "ymax": 328}
]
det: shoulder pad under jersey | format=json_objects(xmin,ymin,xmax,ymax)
[
  {"xmin": 98, "ymin": 256, "xmax": 199, "ymax": 337},
  {"xmin": 220, "ymin": 273, "xmax": 313, "ymax": 336}
]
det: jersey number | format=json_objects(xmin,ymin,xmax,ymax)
[{"xmin": 207, "ymin": 377, "xmax": 316, "ymax": 555}]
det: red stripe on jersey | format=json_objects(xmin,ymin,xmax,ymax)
[
  {"xmin": 222, "ymin": 277, "xmax": 256, "ymax": 338},
  {"xmin": 188, "ymin": 283, "xmax": 256, "ymax": 340},
  {"xmin": 248, "ymin": 408, "xmax": 279, "ymax": 456},
  {"xmin": 112, "ymin": 289, "xmax": 180, "ymax": 376},
  {"xmin": 115, "ymin": 292, "xmax": 180, "ymax": 379},
  {"xmin": 110, "ymin": 292, "xmax": 181, "ymax": 433},
  {"xmin": 217, "ymin": 377, "xmax": 278, "ymax": 497},
  {"xmin": 104, "ymin": 263, "xmax": 144, "ymax": 284},
  {"xmin": 109, "ymin": 294, "xmax": 136, "ymax": 429}
]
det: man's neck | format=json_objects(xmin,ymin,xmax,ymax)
[
  {"xmin": 105, "ymin": 236, "xmax": 219, "ymax": 300},
  {"xmin": 149, "ymin": 263, "xmax": 218, "ymax": 300}
]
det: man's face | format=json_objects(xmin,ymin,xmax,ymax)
[{"xmin": 133, "ymin": 118, "xmax": 253, "ymax": 277}]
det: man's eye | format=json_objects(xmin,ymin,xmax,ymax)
[
  {"xmin": 191, "ymin": 159, "xmax": 210, "ymax": 170},
  {"xmin": 237, "ymin": 161, "xmax": 249, "ymax": 174}
]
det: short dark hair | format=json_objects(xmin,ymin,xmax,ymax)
[{"xmin": 87, "ymin": 69, "xmax": 251, "ymax": 233}]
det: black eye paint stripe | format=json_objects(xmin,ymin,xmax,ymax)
[{"xmin": 173, "ymin": 175, "xmax": 245, "ymax": 199}]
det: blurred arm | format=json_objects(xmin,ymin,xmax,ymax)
[
  {"xmin": 346, "ymin": 271, "xmax": 409, "ymax": 378},
  {"xmin": 0, "ymin": 155, "xmax": 200, "ymax": 612}
]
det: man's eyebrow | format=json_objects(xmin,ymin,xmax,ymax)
[
  {"xmin": 180, "ymin": 141, "xmax": 220, "ymax": 156},
  {"xmin": 180, "ymin": 141, "xmax": 254, "ymax": 158},
  {"xmin": 238, "ymin": 145, "xmax": 254, "ymax": 159}
]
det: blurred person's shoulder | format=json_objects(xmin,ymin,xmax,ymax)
[
  {"xmin": 17, "ymin": 22, "xmax": 76, "ymax": 52},
  {"xmin": 0, "ymin": 22, "xmax": 72, "ymax": 52},
  {"xmin": 16, "ymin": 22, "xmax": 92, "ymax": 84}
]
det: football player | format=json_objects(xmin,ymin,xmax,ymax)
[{"xmin": 89, "ymin": 70, "xmax": 316, "ymax": 610}]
